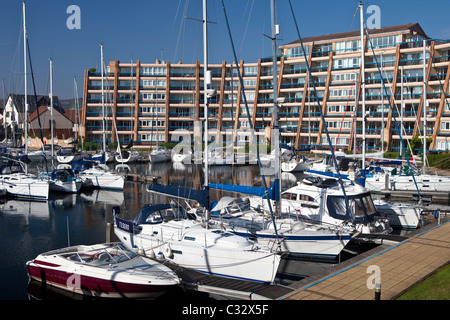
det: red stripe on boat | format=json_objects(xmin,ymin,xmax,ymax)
[{"xmin": 33, "ymin": 259, "xmax": 61, "ymax": 268}]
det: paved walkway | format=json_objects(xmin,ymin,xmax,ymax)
[{"xmin": 280, "ymin": 220, "xmax": 450, "ymax": 300}]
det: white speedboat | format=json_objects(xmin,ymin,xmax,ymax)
[
  {"xmin": 56, "ymin": 147, "xmax": 84, "ymax": 164},
  {"xmin": 115, "ymin": 150, "xmax": 139, "ymax": 164},
  {"xmin": 26, "ymin": 242, "xmax": 180, "ymax": 299},
  {"xmin": 113, "ymin": 203, "xmax": 282, "ymax": 283},
  {"xmin": 149, "ymin": 147, "xmax": 171, "ymax": 163},
  {"xmin": 0, "ymin": 162, "xmax": 49, "ymax": 200}
]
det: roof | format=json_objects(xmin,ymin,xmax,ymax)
[
  {"xmin": 27, "ymin": 105, "xmax": 76, "ymax": 124},
  {"xmin": 282, "ymin": 23, "xmax": 428, "ymax": 47},
  {"xmin": 6, "ymin": 94, "xmax": 64, "ymax": 115}
]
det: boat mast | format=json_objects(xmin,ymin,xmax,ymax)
[
  {"xmin": 49, "ymin": 58, "xmax": 54, "ymax": 167},
  {"xmin": 101, "ymin": 43, "xmax": 106, "ymax": 154},
  {"xmin": 203, "ymin": 0, "xmax": 210, "ymax": 227},
  {"xmin": 359, "ymin": 1, "xmax": 365, "ymax": 172},
  {"xmin": 23, "ymin": 1, "xmax": 28, "ymax": 161},
  {"xmin": 423, "ymin": 39, "xmax": 427, "ymax": 173},
  {"xmin": 271, "ymin": 0, "xmax": 281, "ymax": 214}
]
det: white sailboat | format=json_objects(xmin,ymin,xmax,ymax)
[
  {"xmin": 208, "ymin": 0, "xmax": 353, "ymax": 258},
  {"xmin": 113, "ymin": 0, "xmax": 282, "ymax": 284},
  {"xmin": 74, "ymin": 44, "xmax": 125, "ymax": 190},
  {"xmin": 0, "ymin": 2, "xmax": 49, "ymax": 200}
]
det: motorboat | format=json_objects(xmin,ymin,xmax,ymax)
[
  {"xmin": 56, "ymin": 147, "xmax": 84, "ymax": 164},
  {"xmin": 0, "ymin": 161, "xmax": 49, "ymax": 200},
  {"xmin": 372, "ymin": 200, "xmax": 422, "ymax": 229},
  {"xmin": 257, "ymin": 178, "xmax": 392, "ymax": 235},
  {"xmin": 26, "ymin": 242, "xmax": 181, "ymax": 299},
  {"xmin": 27, "ymin": 144, "xmax": 61, "ymax": 162},
  {"xmin": 72, "ymin": 160, "xmax": 124, "ymax": 190},
  {"xmin": 149, "ymin": 147, "xmax": 171, "ymax": 163},
  {"xmin": 113, "ymin": 203, "xmax": 282, "ymax": 283},
  {"xmin": 203, "ymin": 196, "xmax": 352, "ymax": 259},
  {"xmin": 115, "ymin": 150, "xmax": 140, "ymax": 164}
]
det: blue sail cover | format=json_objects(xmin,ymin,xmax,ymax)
[
  {"xmin": 147, "ymin": 184, "xmax": 210, "ymax": 209},
  {"xmin": 209, "ymin": 179, "xmax": 280, "ymax": 201}
]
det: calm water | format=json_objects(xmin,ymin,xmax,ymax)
[{"xmin": 0, "ymin": 161, "xmax": 308, "ymax": 300}]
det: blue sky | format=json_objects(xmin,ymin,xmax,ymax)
[{"xmin": 1, "ymin": 0, "xmax": 449, "ymax": 100}]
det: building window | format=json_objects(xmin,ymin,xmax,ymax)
[
  {"xmin": 368, "ymin": 35, "xmax": 398, "ymax": 49},
  {"xmin": 286, "ymin": 45, "xmax": 310, "ymax": 58},
  {"xmin": 440, "ymin": 121, "xmax": 450, "ymax": 130},
  {"xmin": 140, "ymin": 93, "xmax": 166, "ymax": 101},
  {"xmin": 332, "ymin": 72, "xmax": 358, "ymax": 83},
  {"xmin": 336, "ymin": 40, "xmax": 361, "ymax": 53},
  {"xmin": 326, "ymin": 121, "xmax": 352, "ymax": 129},
  {"xmin": 141, "ymin": 66, "xmax": 166, "ymax": 76},
  {"xmin": 437, "ymin": 140, "xmax": 450, "ymax": 151},
  {"xmin": 333, "ymin": 57, "xmax": 361, "ymax": 70}
]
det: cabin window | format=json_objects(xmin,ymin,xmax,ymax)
[
  {"xmin": 184, "ymin": 236, "xmax": 196, "ymax": 241},
  {"xmin": 282, "ymin": 192, "xmax": 297, "ymax": 200}
]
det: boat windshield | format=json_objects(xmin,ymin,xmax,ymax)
[
  {"xmin": 327, "ymin": 192, "xmax": 377, "ymax": 222},
  {"xmin": 63, "ymin": 243, "xmax": 137, "ymax": 266}
]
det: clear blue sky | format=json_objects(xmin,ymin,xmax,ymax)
[{"xmin": 1, "ymin": 0, "xmax": 449, "ymax": 100}]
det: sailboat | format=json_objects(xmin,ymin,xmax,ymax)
[
  {"xmin": 206, "ymin": 0, "xmax": 353, "ymax": 258},
  {"xmin": 0, "ymin": 2, "xmax": 49, "ymax": 200},
  {"xmin": 73, "ymin": 44, "xmax": 125, "ymax": 190},
  {"xmin": 113, "ymin": 0, "xmax": 282, "ymax": 283}
]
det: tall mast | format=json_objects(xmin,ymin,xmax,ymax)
[
  {"xmin": 423, "ymin": 39, "xmax": 427, "ymax": 173},
  {"xmin": 49, "ymin": 58, "xmax": 54, "ymax": 167},
  {"xmin": 23, "ymin": 1, "xmax": 28, "ymax": 157},
  {"xmin": 271, "ymin": 0, "xmax": 280, "ymax": 214},
  {"xmin": 203, "ymin": 0, "xmax": 210, "ymax": 227},
  {"xmin": 359, "ymin": 1, "xmax": 365, "ymax": 171},
  {"xmin": 101, "ymin": 43, "xmax": 106, "ymax": 153}
]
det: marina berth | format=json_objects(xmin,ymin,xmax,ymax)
[{"xmin": 26, "ymin": 242, "xmax": 180, "ymax": 299}]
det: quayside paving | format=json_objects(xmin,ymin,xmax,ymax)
[{"xmin": 279, "ymin": 219, "xmax": 450, "ymax": 300}]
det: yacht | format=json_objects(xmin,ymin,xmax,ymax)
[{"xmin": 113, "ymin": 203, "xmax": 282, "ymax": 283}]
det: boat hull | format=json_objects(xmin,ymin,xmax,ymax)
[
  {"xmin": 149, "ymin": 151, "xmax": 171, "ymax": 163},
  {"xmin": 26, "ymin": 260, "xmax": 174, "ymax": 299},
  {"xmin": 80, "ymin": 171, "xmax": 124, "ymax": 190},
  {"xmin": 0, "ymin": 174, "xmax": 49, "ymax": 200},
  {"xmin": 114, "ymin": 223, "xmax": 280, "ymax": 283}
]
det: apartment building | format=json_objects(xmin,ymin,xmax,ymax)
[{"xmin": 81, "ymin": 23, "xmax": 450, "ymax": 153}]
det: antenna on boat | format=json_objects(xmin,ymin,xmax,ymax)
[{"xmin": 67, "ymin": 216, "xmax": 70, "ymax": 247}]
